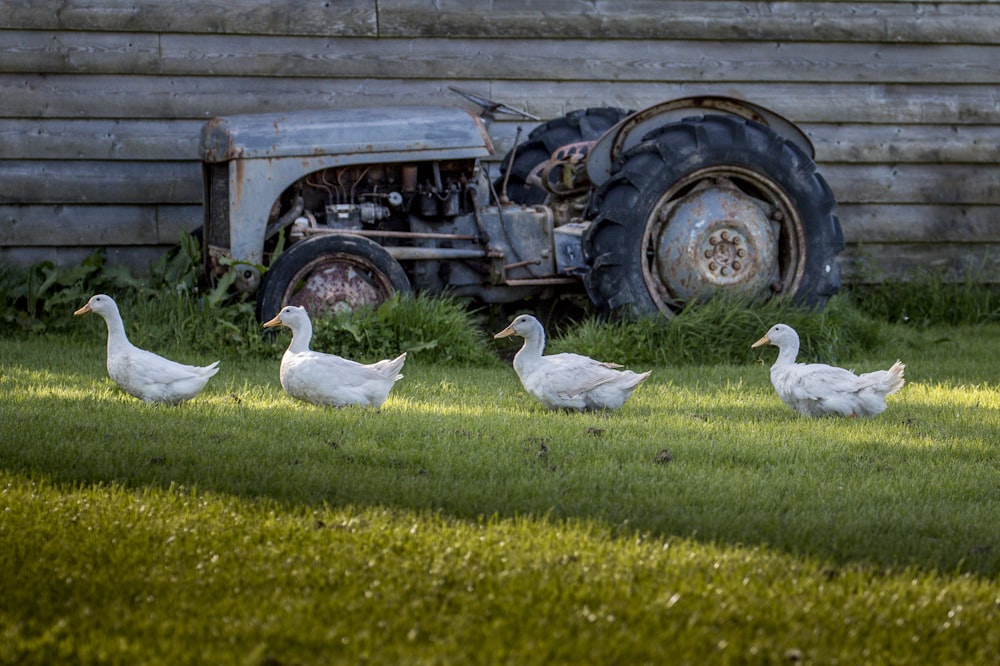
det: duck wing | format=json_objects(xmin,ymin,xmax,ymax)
[
  {"xmin": 778, "ymin": 363, "xmax": 861, "ymax": 401},
  {"xmin": 285, "ymin": 351, "xmax": 393, "ymax": 387},
  {"xmin": 109, "ymin": 346, "xmax": 219, "ymax": 402},
  {"xmin": 532, "ymin": 353, "xmax": 628, "ymax": 398},
  {"xmin": 280, "ymin": 349, "xmax": 405, "ymax": 407}
]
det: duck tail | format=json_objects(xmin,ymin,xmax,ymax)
[
  {"xmin": 626, "ymin": 370, "xmax": 652, "ymax": 389},
  {"xmin": 204, "ymin": 360, "xmax": 221, "ymax": 377},
  {"xmin": 883, "ymin": 360, "xmax": 905, "ymax": 395},
  {"xmin": 382, "ymin": 352, "xmax": 407, "ymax": 380}
]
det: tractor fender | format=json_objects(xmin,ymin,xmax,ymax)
[{"xmin": 585, "ymin": 95, "xmax": 815, "ymax": 188}]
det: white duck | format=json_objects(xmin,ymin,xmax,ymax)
[
  {"xmin": 752, "ymin": 323, "xmax": 905, "ymax": 418},
  {"xmin": 263, "ymin": 305, "xmax": 406, "ymax": 408},
  {"xmin": 74, "ymin": 294, "xmax": 219, "ymax": 404},
  {"xmin": 494, "ymin": 314, "xmax": 650, "ymax": 411}
]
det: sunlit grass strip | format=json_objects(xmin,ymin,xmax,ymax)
[{"xmin": 2, "ymin": 473, "xmax": 999, "ymax": 665}]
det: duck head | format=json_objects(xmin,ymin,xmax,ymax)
[
  {"xmin": 263, "ymin": 305, "xmax": 310, "ymax": 330},
  {"xmin": 494, "ymin": 314, "xmax": 542, "ymax": 340},
  {"xmin": 751, "ymin": 323, "xmax": 799, "ymax": 349},
  {"xmin": 74, "ymin": 294, "xmax": 119, "ymax": 318}
]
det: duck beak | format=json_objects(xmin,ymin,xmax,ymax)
[
  {"xmin": 750, "ymin": 334, "xmax": 770, "ymax": 349},
  {"xmin": 262, "ymin": 315, "xmax": 283, "ymax": 329},
  {"xmin": 73, "ymin": 303, "xmax": 91, "ymax": 316},
  {"xmin": 494, "ymin": 324, "xmax": 515, "ymax": 339}
]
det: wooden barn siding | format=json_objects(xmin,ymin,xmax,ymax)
[{"xmin": 1, "ymin": 0, "xmax": 998, "ymax": 282}]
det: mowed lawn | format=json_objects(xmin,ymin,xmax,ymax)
[{"xmin": 1, "ymin": 324, "xmax": 999, "ymax": 664}]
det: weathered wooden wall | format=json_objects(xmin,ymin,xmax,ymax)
[{"xmin": 2, "ymin": 0, "xmax": 998, "ymax": 281}]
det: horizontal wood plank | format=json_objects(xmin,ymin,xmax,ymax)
[
  {"xmin": 0, "ymin": 31, "xmax": 159, "ymax": 73},
  {"xmin": 156, "ymin": 206, "xmax": 203, "ymax": 242},
  {"xmin": 840, "ymin": 242, "xmax": 1000, "ymax": 283},
  {"xmin": 822, "ymin": 164, "xmax": 1000, "ymax": 205},
  {"xmin": 0, "ymin": 161, "xmax": 202, "ymax": 205},
  {"xmin": 0, "ymin": 161, "xmax": 993, "ymax": 208},
  {"xmin": 377, "ymin": 1, "xmax": 1000, "ymax": 45},
  {"xmin": 487, "ymin": 121, "xmax": 1000, "ymax": 166},
  {"xmin": 1, "ymin": 205, "xmax": 155, "ymax": 245},
  {"xmin": 0, "ymin": 119, "xmax": 203, "ymax": 161},
  {"xmin": 3, "ymin": 0, "xmax": 376, "ymax": 37},
  {"xmin": 0, "ymin": 163, "xmax": 994, "ymax": 211},
  {"xmin": 488, "ymin": 81, "xmax": 1000, "ymax": 125},
  {"xmin": 837, "ymin": 205, "xmax": 1000, "ymax": 243},
  {"xmin": 808, "ymin": 124, "xmax": 1000, "ymax": 164},
  {"xmin": 5, "ymin": 31, "xmax": 999, "ymax": 85},
  {"xmin": 0, "ymin": 245, "xmax": 171, "ymax": 275},
  {"xmin": 5, "ymin": 117, "xmax": 994, "ymax": 166},
  {"xmin": 4, "ymin": 75, "xmax": 999, "ymax": 125},
  {"xmin": 0, "ymin": 205, "xmax": 201, "ymax": 245},
  {"xmin": 6, "ymin": 1, "xmax": 994, "ymax": 44}
]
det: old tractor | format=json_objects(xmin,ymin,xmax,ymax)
[{"xmin": 199, "ymin": 88, "xmax": 843, "ymax": 323}]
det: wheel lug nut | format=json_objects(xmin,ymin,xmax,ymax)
[
  {"xmin": 737, "ymin": 248, "xmax": 746, "ymax": 258},
  {"xmin": 720, "ymin": 231, "xmax": 729, "ymax": 241},
  {"xmin": 709, "ymin": 262, "xmax": 718, "ymax": 271},
  {"xmin": 704, "ymin": 249, "xmax": 713, "ymax": 259},
  {"xmin": 709, "ymin": 236, "xmax": 718, "ymax": 246},
  {"xmin": 733, "ymin": 261, "xmax": 742, "ymax": 271},
  {"xmin": 720, "ymin": 267, "xmax": 730, "ymax": 276}
]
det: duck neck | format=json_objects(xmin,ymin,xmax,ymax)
[
  {"xmin": 101, "ymin": 308, "xmax": 131, "ymax": 351},
  {"xmin": 513, "ymin": 327, "xmax": 545, "ymax": 373},
  {"xmin": 287, "ymin": 318, "xmax": 313, "ymax": 353},
  {"xmin": 773, "ymin": 340, "xmax": 800, "ymax": 367}
]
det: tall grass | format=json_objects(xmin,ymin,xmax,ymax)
[
  {"xmin": 307, "ymin": 293, "xmax": 498, "ymax": 366},
  {"xmin": 545, "ymin": 293, "xmax": 887, "ymax": 366},
  {"xmin": 847, "ymin": 249, "xmax": 1000, "ymax": 326},
  {"xmin": 850, "ymin": 276, "xmax": 1000, "ymax": 326},
  {"xmin": 7, "ymin": 232, "xmax": 1000, "ymax": 369}
]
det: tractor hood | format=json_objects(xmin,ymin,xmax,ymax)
[{"xmin": 200, "ymin": 106, "xmax": 494, "ymax": 163}]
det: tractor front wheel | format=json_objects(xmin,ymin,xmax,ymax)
[{"xmin": 256, "ymin": 234, "xmax": 411, "ymax": 322}]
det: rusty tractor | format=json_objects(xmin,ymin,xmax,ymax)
[{"xmin": 199, "ymin": 88, "xmax": 843, "ymax": 323}]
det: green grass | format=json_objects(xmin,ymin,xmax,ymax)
[{"xmin": 2, "ymin": 321, "xmax": 1000, "ymax": 664}]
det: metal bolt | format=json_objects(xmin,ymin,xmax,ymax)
[
  {"xmin": 732, "ymin": 261, "xmax": 742, "ymax": 271},
  {"xmin": 720, "ymin": 267, "xmax": 731, "ymax": 276},
  {"xmin": 772, "ymin": 211, "xmax": 784, "ymax": 222},
  {"xmin": 732, "ymin": 236, "xmax": 741, "ymax": 246},
  {"xmin": 709, "ymin": 236, "xmax": 718, "ymax": 246},
  {"xmin": 704, "ymin": 249, "xmax": 713, "ymax": 259},
  {"xmin": 737, "ymin": 248, "xmax": 746, "ymax": 258},
  {"xmin": 709, "ymin": 262, "xmax": 718, "ymax": 271},
  {"xmin": 720, "ymin": 230, "xmax": 729, "ymax": 241}
]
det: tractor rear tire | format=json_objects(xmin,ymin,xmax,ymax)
[{"xmin": 583, "ymin": 114, "xmax": 843, "ymax": 319}]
